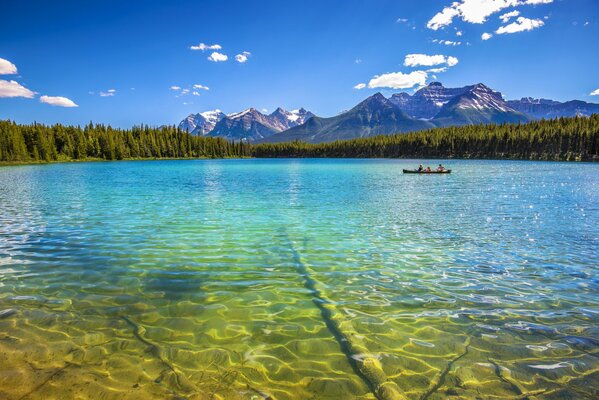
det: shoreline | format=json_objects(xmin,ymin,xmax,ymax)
[{"xmin": 1, "ymin": 155, "xmax": 597, "ymax": 167}]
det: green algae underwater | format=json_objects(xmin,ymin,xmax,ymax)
[{"xmin": 0, "ymin": 159, "xmax": 598, "ymax": 399}]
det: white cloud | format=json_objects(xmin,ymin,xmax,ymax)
[
  {"xmin": 427, "ymin": 0, "xmax": 553, "ymax": 30},
  {"xmin": 584, "ymin": 21, "xmax": 589, "ymax": 27},
  {"xmin": 170, "ymin": 86, "xmax": 181, "ymax": 90},
  {"xmin": 404, "ymin": 54, "xmax": 458, "ymax": 67},
  {"xmin": 0, "ymin": 80, "xmax": 35, "ymax": 98},
  {"xmin": 456, "ymin": 30, "xmax": 463, "ymax": 36},
  {"xmin": 193, "ymin": 84, "xmax": 209, "ymax": 90},
  {"xmin": 354, "ymin": 83, "xmax": 366, "ymax": 90},
  {"xmin": 427, "ymin": 5, "xmax": 460, "ymax": 30},
  {"xmin": 482, "ymin": 32, "xmax": 493, "ymax": 40},
  {"xmin": 499, "ymin": 10, "xmax": 520, "ymax": 23},
  {"xmin": 192, "ymin": 91, "xmax": 200, "ymax": 96},
  {"xmin": 208, "ymin": 52, "xmax": 228, "ymax": 62},
  {"xmin": 355, "ymin": 58, "xmax": 362, "ymax": 64},
  {"xmin": 396, "ymin": 18, "xmax": 408, "ymax": 23},
  {"xmin": 99, "ymin": 89, "xmax": 116, "ymax": 97},
  {"xmin": 40, "ymin": 95, "xmax": 78, "ymax": 107},
  {"xmin": 0, "ymin": 58, "xmax": 18, "ymax": 75},
  {"xmin": 427, "ymin": 67, "xmax": 448, "ymax": 73},
  {"xmin": 590, "ymin": 88, "xmax": 599, "ymax": 96},
  {"xmin": 433, "ymin": 39, "xmax": 461, "ymax": 46},
  {"xmin": 496, "ymin": 16, "xmax": 544, "ymax": 34},
  {"xmin": 180, "ymin": 89, "xmax": 190, "ymax": 95},
  {"xmin": 235, "ymin": 51, "xmax": 251, "ymax": 63},
  {"xmin": 190, "ymin": 43, "xmax": 222, "ymax": 51},
  {"xmin": 367, "ymin": 70, "xmax": 428, "ymax": 90}
]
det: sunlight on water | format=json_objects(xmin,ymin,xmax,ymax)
[{"xmin": 0, "ymin": 159, "xmax": 598, "ymax": 399}]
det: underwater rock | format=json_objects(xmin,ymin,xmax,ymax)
[{"xmin": 0, "ymin": 309, "xmax": 17, "ymax": 319}]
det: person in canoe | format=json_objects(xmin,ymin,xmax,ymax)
[
  {"xmin": 417, "ymin": 164, "xmax": 424, "ymax": 172},
  {"xmin": 425, "ymin": 166, "xmax": 432, "ymax": 172},
  {"xmin": 436, "ymin": 164, "xmax": 445, "ymax": 172}
]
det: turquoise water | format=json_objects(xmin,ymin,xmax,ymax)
[{"xmin": 0, "ymin": 159, "xmax": 598, "ymax": 400}]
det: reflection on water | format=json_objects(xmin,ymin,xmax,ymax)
[{"xmin": 0, "ymin": 159, "xmax": 598, "ymax": 399}]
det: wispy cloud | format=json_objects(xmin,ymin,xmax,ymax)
[
  {"xmin": 427, "ymin": 0, "xmax": 553, "ymax": 30},
  {"xmin": 99, "ymin": 89, "xmax": 116, "ymax": 97},
  {"xmin": 40, "ymin": 95, "xmax": 78, "ymax": 107},
  {"xmin": 0, "ymin": 58, "xmax": 18, "ymax": 75},
  {"xmin": 355, "ymin": 58, "xmax": 362, "ymax": 64},
  {"xmin": 427, "ymin": 67, "xmax": 448, "ymax": 73},
  {"xmin": 432, "ymin": 39, "xmax": 461, "ymax": 46},
  {"xmin": 496, "ymin": 16, "xmax": 544, "ymax": 34},
  {"xmin": 172, "ymin": 85, "xmax": 208, "ymax": 97},
  {"xmin": 190, "ymin": 43, "xmax": 222, "ymax": 51},
  {"xmin": 353, "ymin": 83, "xmax": 366, "ymax": 90},
  {"xmin": 208, "ymin": 52, "xmax": 228, "ymax": 62},
  {"xmin": 235, "ymin": 51, "xmax": 251, "ymax": 63},
  {"xmin": 0, "ymin": 80, "xmax": 35, "ymax": 98},
  {"xmin": 499, "ymin": 10, "xmax": 520, "ymax": 23},
  {"xmin": 404, "ymin": 54, "xmax": 458, "ymax": 67}
]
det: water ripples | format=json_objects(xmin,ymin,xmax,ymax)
[{"xmin": 0, "ymin": 159, "xmax": 597, "ymax": 399}]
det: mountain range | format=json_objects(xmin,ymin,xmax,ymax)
[
  {"xmin": 178, "ymin": 82, "xmax": 599, "ymax": 143},
  {"xmin": 179, "ymin": 107, "xmax": 314, "ymax": 141}
]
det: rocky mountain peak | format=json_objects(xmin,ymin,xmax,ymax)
[
  {"xmin": 178, "ymin": 109, "xmax": 225, "ymax": 135},
  {"xmin": 427, "ymin": 81, "xmax": 444, "ymax": 88},
  {"xmin": 359, "ymin": 92, "xmax": 388, "ymax": 106}
]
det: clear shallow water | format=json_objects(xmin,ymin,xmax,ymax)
[{"xmin": 0, "ymin": 159, "xmax": 598, "ymax": 400}]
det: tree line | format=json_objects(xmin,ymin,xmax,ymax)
[
  {"xmin": 0, "ymin": 121, "xmax": 251, "ymax": 162},
  {"xmin": 1, "ymin": 115, "xmax": 598, "ymax": 163},
  {"xmin": 252, "ymin": 115, "xmax": 599, "ymax": 161}
]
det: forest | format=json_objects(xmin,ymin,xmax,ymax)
[
  {"xmin": 0, "ymin": 121, "xmax": 251, "ymax": 162},
  {"xmin": 1, "ymin": 115, "xmax": 598, "ymax": 163},
  {"xmin": 252, "ymin": 115, "xmax": 599, "ymax": 161}
]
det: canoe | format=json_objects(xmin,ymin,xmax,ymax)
[{"xmin": 403, "ymin": 169, "xmax": 451, "ymax": 174}]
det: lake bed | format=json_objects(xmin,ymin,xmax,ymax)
[{"xmin": 0, "ymin": 159, "xmax": 597, "ymax": 399}]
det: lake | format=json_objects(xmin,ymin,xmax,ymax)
[{"xmin": 0, "ymin": 159, "xmax": 598, "ymax": 399}]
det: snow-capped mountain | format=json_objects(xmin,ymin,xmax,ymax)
[
  {"xmin": 261, "ymin": 93, "xmax": 434, "ymax": 143},
  {"xmin": 450, "ymin": 83, "xmax": 513, "ymax": 112},
  {"xmin": 211, "ymin": 108, "xmax": 278, "ymax": 141},
  {"xmin": 178, "ymin": 82, "xmax": 598, "ymax": 144},
  {"xmin": 269, "ymin": 107, "xmax": 315, "ymax": 130},
  {"xmin": 179, "ymin": 107, "xmax": 315, "ymax": 141},
  {"xmin": 389, "ymin": 82, "xmax": 470, "ymax": 119},
  {"xmin": 262, "ymin": 83, "xmax": 530, "ymax": 143},
  {"xmin": 178, "ymin": 110, "xmax": 225, "ymax": 135},
  {"xmin": 207, "ymin": 107, "xmax": 315, "ymax": 141},
  {"xmin": 433, "ymin": 83, "xmax": 529, "ymax": 125}
]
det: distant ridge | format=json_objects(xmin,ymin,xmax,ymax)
[{"xmin": 178, "ymin": 82, "xmax": 599, "ymax": 143}]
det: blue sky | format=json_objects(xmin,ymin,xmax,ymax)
[{"xmin": 1, "ymin": 0, "xmax": 598, "ymax": 127}]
